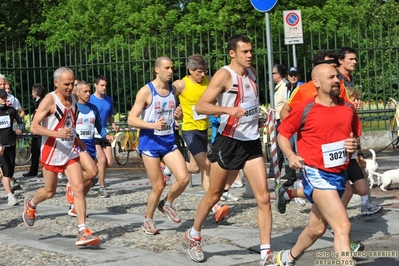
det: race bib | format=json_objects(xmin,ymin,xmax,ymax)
[
  {"xmin": 59, "ymin": 127, "xmax": 76, "ymax": 147},
  {"xmin": 154, "ymin": 120, "xmax": 173, "ymax": 136},
  {"xmin": 192, "ymin": 105, "xmax": 207, "ymax": 120},
  {"xmin": 76, "ymin": 124, "xmax": 94, "ymax": 139},
  {"xmin": 0, "ymin": 115, "xmax": 11, "ymax": 129},
  {"xmin": 240, "ymin": 100, "xmax": 259, "ymax": 123},
  {"xmin": 321, "ymin": 140, "xmax": 348, "ymax": 168}
]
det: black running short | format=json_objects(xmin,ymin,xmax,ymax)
[
  {"xmin": 94, "ymin": 137, "xmax": 111, "ymax": 148},
  {"xmin": 209, "ymin": 134, "xmax": 263, "ymax": 170},
  {"xmin": 347, "ymin": 159, "xmax": 364, "ymax": 183}
]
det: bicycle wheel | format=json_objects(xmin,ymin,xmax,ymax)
[
  {"xmin": 113, "ymin": 141, "xmax": 130, "ymax": 166},
  {"xmin": 390, "ymin": 117, "xmax": 399, "ymax": 149},
  {"xmin": 15, "ymin": 135, "xmax": 32, "ymax": 166}
]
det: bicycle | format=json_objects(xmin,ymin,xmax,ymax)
[
  {"xmin": 388, "ymin": 97, "xmax": 399, "ymax": 148},
  {"xmin": 111, "ymin": 127, "xmax": 139, "ymax": 166},
  {"xmin": 15, "ymin": 133, "xmax": 32, "ymax": 166}
]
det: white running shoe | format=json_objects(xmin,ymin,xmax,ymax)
[
  {"xmin": 220, "ymin": 191, "xmax": 239, "ymax": 201},
  {"xmin": 231, "ymin": 180, "xmax": 245, "ymax": 188},
  {"xmin": 293, "ymin": 180, "xmax": 306, "ymax": 207},
  {"xmin": 361, "ymin": 201, "xmax": 382, "ymax": 216},
  {"xmin": 58, "ymin": 172, "xmax": 66, "ymax": 180},
  {"xmin": 8, "ymin": 194, "xmax": 18, "ymax": 206}
]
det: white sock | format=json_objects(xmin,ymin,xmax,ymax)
[
  {"xmin": 284, "ymin": 249, "xmax": 293, "ymax": 262},
  {"xmin": 361, "ymin": 195, "xmax": 369, "ymax": 206},
  {"xmin": 211, "ymin": 204, "xmax": 220, "ymax": 213},
  {"xmin": 78, "ymin": 224, "xmax": 86, "ymax": 232},
  {"xmin": 7, "ymin": 193, "xmax": 13, "ymax": 198},
  {"xmin": 190, "ymin": 227, "xmax": 201, "ymax": 239},
  {"xmin": 260, "ymin": 244, "xmax": 271, "ymax": 260}
]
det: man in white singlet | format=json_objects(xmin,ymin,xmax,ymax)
[
  {"xmin": 22, "ymin": 67, "xmax": 100, "ymax": 247},
  {"xmin": 183, "ymin": 35, "xmax": 274, "ymax": 266}
]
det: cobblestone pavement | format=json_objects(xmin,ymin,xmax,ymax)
[{"xmin": 1, "ymin": 150, "xmax": 399, "ymax": 266}]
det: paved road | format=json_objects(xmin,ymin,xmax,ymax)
[{"xmin": 1, "ymin": 149, "xmax": 398, "ymax": 265}]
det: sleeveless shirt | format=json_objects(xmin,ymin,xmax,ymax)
[
  {"xmin": 217, "ymin": 66, "xmax": 259, "ymax": 141},
  {"xmin": 41, "ymin": 92, "xmax": 79, "ymax": 165},
  {"xmin": 138, "ymin": 82, "xmax": 176, "ymax": 150}
]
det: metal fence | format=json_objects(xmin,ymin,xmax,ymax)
[{"xmin": 1, "ymin": 22, "xmax": 399, "ymax": 130}]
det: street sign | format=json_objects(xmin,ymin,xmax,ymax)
[
  {"xmin": 250, "ymin": 0, "xmax": 278, "ymax": 12},
  {"xmin": 283, "ymin": 10, "xmax": 303, "ymax": 45}
]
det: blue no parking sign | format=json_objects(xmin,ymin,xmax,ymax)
[{"xmin": 250, "ymin": 0, "xmax": 278, "ymax": 12}]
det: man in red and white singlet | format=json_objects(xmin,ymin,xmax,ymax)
[
  {"xmin": 22, "ymin": 67, "xmax": 100, "ymax": 247},
  {"xmin": 183, "ymin": 35, "xmax": 274, "ymax": 265}
]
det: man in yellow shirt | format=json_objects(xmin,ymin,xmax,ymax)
[{"xmin": 173, "ymin": 54, "xmax": 231, "ymax": 222}]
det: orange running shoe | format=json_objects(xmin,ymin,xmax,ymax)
[
  {"xmin": 75, "ymin": 228, "xmax": 100, "ymax": 246},
  {"xmin": 66, "ymin": 182, "xmax": 74, "ymax": 204},
  {"xmin": 22, "ymin": 196, "xmax": 36, "ymax": 227},
  {"xmin": 213, "ymin": 204, "xmax": 230, "ymax": 223}
]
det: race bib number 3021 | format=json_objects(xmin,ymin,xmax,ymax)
[{"xmin": 321, "ymin": 140, "xmax": 348, "ymax": 168}]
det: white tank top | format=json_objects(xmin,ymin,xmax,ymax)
[
  {"xmin": 217, "ymin": 66, "xmax": 259, "ymax": 141},
  {"xmin": 41, "ymin": 92, "xmax": 79, "ymax": 165}
]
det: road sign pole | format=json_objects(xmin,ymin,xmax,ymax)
[
  {"xmin": 250, "ymin": 0, "xmax": 279, "ymax": 107},
  {"xmin": 292, "ymin": 44, "xmax": 297, "ymax": 67},
  {"xmin": 265, "ymin": 12, "xmax": 274, "ymax": 108}
]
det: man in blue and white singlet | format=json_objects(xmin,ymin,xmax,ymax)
[
  {"xmin": 128, "ymin": 56, "xmax": 189, "ymax": 235},
  {"xmin": 65, "ymin": 81, "xmax": 114, "ymax": 217}
]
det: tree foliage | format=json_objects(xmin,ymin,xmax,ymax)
[{"xmin": 2, "ymin": 0, "xmax": 399, "ymax": 112}]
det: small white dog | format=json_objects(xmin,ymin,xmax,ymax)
[
  {"xmin": 369, "ymin": 169, "xmax": 399, "ymax": 191},
  {"xmin": 364, "ymin": 149, "xmax": 379, "ymax": 188}
]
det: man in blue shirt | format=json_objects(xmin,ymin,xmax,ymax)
[{"xmin": 89, "ymin": 75, "xmax": 119, "ymax": 197}]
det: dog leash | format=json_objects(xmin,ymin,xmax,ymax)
[{"xmin": 362, "ymin": 136, "xmax": 399, "ymax": 158}]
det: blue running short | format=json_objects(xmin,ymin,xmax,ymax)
[
  {"xmin": 139, "ymin": 143, "xmax": 178, "ymax": 159},
  {"xmin": 302, "ymin": 165, "xmax": 348, "ymax": 203}
]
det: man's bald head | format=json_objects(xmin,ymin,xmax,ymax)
[
  {"xmin": 311, "ymin": 63, "xmax": 336, "ymax": 81},
  {"xmin": 312, "ymin": 63, "xmax": 340, "ymax": 97}
]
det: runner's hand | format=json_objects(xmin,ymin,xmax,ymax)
[
  {"xmin": 344, "ymin": 132, "xmax": 358, "ymax": 153},
  {"xmin": 153, "ymin": 117, "xmax": 166, "ymax": 130},
  {"xmin": 228, "ymin": 106, "xmax": 246, "ymax": 118}
]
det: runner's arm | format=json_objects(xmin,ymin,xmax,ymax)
[{"xmin": 196, "ymin": 68, "xmax": 245, "ymax": 118}]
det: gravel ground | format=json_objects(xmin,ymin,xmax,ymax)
[{"xmin": 0, "ymin": 172, "xmax": 366, "ymax": 266}]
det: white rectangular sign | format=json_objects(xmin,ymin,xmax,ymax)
[{"xmin": 283, "ymin": 10, "xmax": 303, "ymax": 45}]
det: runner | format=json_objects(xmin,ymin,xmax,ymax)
[
  {"xmin": 274, "ymin": 63, "xmax": 359, "ymax": 265},
  {"xmin": 23, "ymin": 67, "xmax": 99, "ymax": 246},
  {"xmin": 128, "ymin": 56, "xmax": 190, "ymax": 235},
  {"xmin": 89, "ymin": 75, "xmax": 119, "ymax": 198},
  {"xmin": 173, "ymin": 54, "xmax": 231, "ymax": 221},
  {"xmin": 0, "ymin": 89, "xmax": 25, "ymax": 206},
  {"xmin": 65, "ymin": 80, "xmax": 114, "ymax": 216},
  {"xmin": 184, "ymin": 35, "xmax": 274, "ymax": 265}
]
